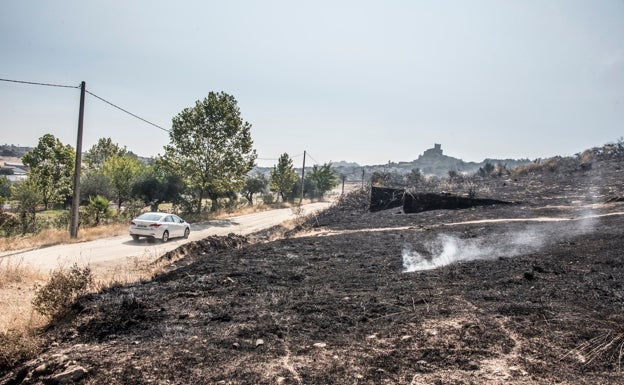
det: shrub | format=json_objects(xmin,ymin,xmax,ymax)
[
  {"xmin": 0, "ymin": 212, "xmax": 19, "ymax": 237},
  {"xmin": 32, "ymin": 264, "xmax": 92, "ymax": 318}
]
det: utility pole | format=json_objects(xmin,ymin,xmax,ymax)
[
  {"xmin": 299, "ymin": 150, "xmax": 306, "ymax": 205},
  {"xmin": 70, "ymin": 81, "xmax": 85, "ymax": 239},
  {"xmin": 341, "ymin": 174, "xmax": 346, "ymax": 195}
]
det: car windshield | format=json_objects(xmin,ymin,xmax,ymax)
[{"xmin": 137, "ymin": 213, "xmax": 165, "ymax": 221}]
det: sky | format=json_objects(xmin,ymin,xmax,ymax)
[{"xmin": 1, "ymin": 1, "xmax": 623, "ymax": 167}]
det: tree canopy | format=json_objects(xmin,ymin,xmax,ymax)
[
  {"xmin": 305, "ymin": 163, "xmax": 338, "ymax": 199},
  {"xmin": 270, "ymin": 153, "xmax": 298, "ymax": 202},
  {"xmin": 163, "ymin": 92, "xmax": 257, "ymax": 213},
  {"xmin": 84, "ymin": 137, "xmax": 127, "ymax": 170},
  {"xmin": 132, "ymin": 161, "xmax": 185, "ymax": 211},
  {"xmin": 21, "ymin": 134, "xmax": 75, "ymax": 209},
  {"xmin": 102, "ymin": 154, "xmax": 143, "ymax": 210},
  {"xmin": 242, "ymin": 173, "xmax": 269, "ymax": 205}
]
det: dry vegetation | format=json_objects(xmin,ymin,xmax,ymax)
[
  {"xmin": 0, "ymin": 224, "xmax": 129, "ymax": 253},
  {"xmin": 0, "ymin": 252, "xmax": 168, "ymax": 374}
]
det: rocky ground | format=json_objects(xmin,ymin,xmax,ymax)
[{"xmin": 2, "ymin": 152, "xmax": 624, "ymax": 385}]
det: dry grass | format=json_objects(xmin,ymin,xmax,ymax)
[
  {"xmin": 0, "ymin": 258, "xmax": 48, "ymax": 372},
  {"xmin": 0, "ymin": 223, "xmax": 129, "ymax": 253},
  {"xmin": 0, "ymin": 253, "xmax": 165, "ymax": 372},
  {"xmin": 567, "ymin": 317, "xmax": 624, "ymax": 372},
  {"xmin": 92, "ymin": 255, "xmax": 166, "ymax": 289}
]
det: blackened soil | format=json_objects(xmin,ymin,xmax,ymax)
[{"xmin": 2, "ymin": 158, "xmax": 624, "ymax": 384}]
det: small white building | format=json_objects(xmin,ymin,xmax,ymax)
[{"xmin": 1, "ymin": 161, "xmax": 28, "ymax": 183}]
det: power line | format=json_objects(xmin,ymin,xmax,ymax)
[
  {"xmin": 306, "ymin": 152, "xmax": 321, "ymax": 166},
  {"xmin": 85, "ymin": 90, "xmax": 171, "ymax": 133},
  {"xmin": 0, "ymin": 77, "xmax": 79, "ymax": 89},
  {"xmin": 1, "ymin": 77, "xmax": 169, "ymax": 134}
]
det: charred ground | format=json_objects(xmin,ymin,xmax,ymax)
[{"xmin": 2, "ymin": 152, "xmax": 624, "ymax": 385}]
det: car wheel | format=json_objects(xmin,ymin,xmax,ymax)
[
  {"xmin": 162, "ymin": 230, "xmax": 169, "ymax": 242},
  {"xmin": 183, "ymin": 227, "xmax": 190, "ymax": 239},
  {"xmin": 131, "ymin": 235, "xmax": 139, "ymax": 241}
]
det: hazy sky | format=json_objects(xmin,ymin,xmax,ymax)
[{"xmin": 1, "ymin": 1, "xmax": 623, "ymax": 167}]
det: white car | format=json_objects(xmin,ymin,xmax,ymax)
[{"xmin": 129, "ymin": 212, "xmax": 190, "ymax": 242}]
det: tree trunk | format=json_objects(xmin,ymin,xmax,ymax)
[{"xmin": 197, "ymin": 190, "xmax": 204, "ymax": 214}]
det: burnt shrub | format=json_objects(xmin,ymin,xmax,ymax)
[{"xmin": 32, "ymin": 264, "xmax": 93, "ymax": 318}]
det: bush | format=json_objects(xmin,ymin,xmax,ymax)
[
  {"xmin": 262, "ymin": 193, "xmax": 275, "ymax": 205},
  {"xmin": 0, "ymin": 212, "xmax": 19, "ymax": 237},
  {"xmin": 122, "ymin": 199, "xmax": 145, "ymax": 221},
  {"xmin": 32, "ymin": 264, "xmax": 93, "ymax": 318}
]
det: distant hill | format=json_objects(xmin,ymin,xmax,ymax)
[
  {"xmin": 330, "ymin": 143, "xmax": 531, "ymax": 181},
  {"xmin": 251, "ymin": 143, "xmax": 532, "ymax": 183}
]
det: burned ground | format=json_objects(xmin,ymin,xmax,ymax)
[{"xmin": 2, "ymin": 157, "xmax": 624, "ymax": 384}]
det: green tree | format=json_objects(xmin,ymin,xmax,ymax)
[
  {"xmin": 21, "ymin": 134, "xmax": 75, "ymax": 210},
  {"xmin": 242, "ymin": 173, "xmax": 268, "ymax": 205},
  {"xmin": 0, "ymin": 177, "xmax": 11, "ymax": 202},
  {"xmin": 131, "ymin": 161, "xmax": 184, "ymax": 211},
  {"xmin": 270, "ymin": 153, "xmax": 298, "ymax": 202},
  {"xmin": 102, "ymin": 154, "xmax": 143, "ymax": 210},
  {"xmin": 163, "ymin": 92, "xmax": 257, "ymax": 213},
  {"xmin": 84, "ymin": 137, "xmax": 127, "ymax": 170},
  {"xmin": 87, "ymin": 195, "xmax": 112, "ymax": 226},
  {"xmin": 80, "ymin": 171, "xmax": 113, "ymax": 203},
  {"xmin": 11, "ymin": 179, "xmax": 41, "ymax": 235},
  {"xmin": 306, "ymin": 163, "xmax": 338, "ymax": 199}
]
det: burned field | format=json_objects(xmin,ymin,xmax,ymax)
[{"xmin": 2, "ymin": 156, "xmax": 624, "ymax": 384}]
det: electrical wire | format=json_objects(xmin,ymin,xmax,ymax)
[
  {"xmin": 1, "ymin": 77, "xmax": 169, "ymax": 133},
  {"xmin": 0, "ymin": 77, "xmax": 79, "ymax": 89},
  {"xmin": 306, "ymin": 152, "xmax": 321, "ymax": 166},
  {"xmin": 85, "ymin": 90, "xmax": 171, "ymax": 133}
]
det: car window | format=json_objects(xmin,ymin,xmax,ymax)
[
  {"xmin": 173, "ymin": 215, "xmax": 182, "ymax": 223},
  {"xmin": 138, "ymin": 213, "xmax": 164, "ymax": 221},
  {"xmin": 165, "ymin": 215, "xmax": 173, "ymax": 222}
]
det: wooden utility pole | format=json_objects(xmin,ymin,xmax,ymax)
[
  {"xmin": 299, "ymin": 150, "xmax": 306, "ymax": 205},
  {"xmin": 70, "ymin": 81, "xmax": 85, "ymax": 238}
]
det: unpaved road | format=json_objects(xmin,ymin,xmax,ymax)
[{"xmin": 0, "ymin": 202, "xmax": 330, "ymax": 274}]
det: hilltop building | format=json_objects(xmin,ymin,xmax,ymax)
[{"xmin": 420, "ymin": 143, "xmax": 443, "ymax": 158}]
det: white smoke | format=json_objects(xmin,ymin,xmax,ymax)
[
  {"xmin": 402, "ymin": 235, "xmax": 495, "ymax": 272},
  {"xmin": 402, "ymin": 217, "xmax": 595, "ymax": 272},
  {"xmin": 402, "ymin": 180, "xmax": 606, "ymax": 272}
]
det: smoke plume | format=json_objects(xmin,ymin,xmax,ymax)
[{"xmin": 402, "ymin": 214, "xmax": 597, "ymax": 272}]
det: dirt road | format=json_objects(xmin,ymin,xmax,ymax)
[{"xmin": 0, "ymin": 202, "xmax": 330, "ymax": 274}]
